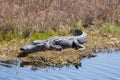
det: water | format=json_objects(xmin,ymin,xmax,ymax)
[{"xmin": 0, "ymin": 51, "xmax": 120, "ymax": 80}]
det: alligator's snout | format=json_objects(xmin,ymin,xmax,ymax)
[
  {"xmin": 20, "ymin": 44, "xmax": 34, "ymax": 52},
  {"xmin": 20, "ymin": 43, "xmax": 46, "ymax": 53}
]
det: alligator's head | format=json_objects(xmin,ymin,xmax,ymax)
[{"xmin": 20, "ymin": 41, "xmax": 47, "ymax": 53}]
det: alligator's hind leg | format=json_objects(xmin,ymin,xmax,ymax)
[
  {"xmin": 73, "ymin": 40, "xmax": 86, "ymax": 51},
  {"xmin": 50, "ymin": 45, "xmax": 63, "ymax": 51},
  {"xmin": 78, "ymin": 44, "xmax": 85, "ymax": 51}
]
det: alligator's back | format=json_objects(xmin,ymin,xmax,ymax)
[{"xmin": 46, "ymin": 30, "xmax": 87, "ymax": 45}]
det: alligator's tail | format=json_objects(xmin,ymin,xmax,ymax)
[
  {"xmin": 71, "ymin": 29, "xmax": 85, "ymax": 36},
  {"xmin": 73, "ymin": 29, "xmax": 83, "ymax": 36},
  {"xmin": 73, "ymin": 29, "xmax": 87, "ymax": 43}
]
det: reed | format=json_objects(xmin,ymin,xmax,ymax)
[{"xmin": 0, "ymin": 0, "xmax": 119, "ymax": 35}]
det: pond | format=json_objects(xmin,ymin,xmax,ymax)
[{"xmin": 0, "ymin": 51, "xmax": 120, "ymax": 80}]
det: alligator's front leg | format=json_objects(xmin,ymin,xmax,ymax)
[
  {"xmin": 73, "ymin": 40, "xmax": 86, "ymax": 51},
  {"xmin": 50, "ymin": 45, "xmax": 63, "ymax": 51}
]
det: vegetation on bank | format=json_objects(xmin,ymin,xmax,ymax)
[
  {"xmin": 0, "ymin": 22, "xmax": 120, "ymax": 44},
  {"xmin": 0, "ymin": 23, "xmax": 120, "ymax": 67},
  {"xmin": 101, "ymin": 23, "xmax": 120, "ymax": 36}
]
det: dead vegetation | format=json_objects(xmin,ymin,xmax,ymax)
[{"xmin": 0, "ymin": 0, "xmax": 119, "ymax": 34}]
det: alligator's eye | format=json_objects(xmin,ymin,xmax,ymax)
[{"xmin": 32, "ymin": 42, "xmax": 38, "ymax": 45}]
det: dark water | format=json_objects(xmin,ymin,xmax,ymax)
[{"xmin": 0, "ymin": 51, "xmax": 120, "ymax": 80}]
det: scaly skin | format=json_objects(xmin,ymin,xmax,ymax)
[{"xmin": 20, "ymin": 30, "xmax": 87, "ymax": 53}]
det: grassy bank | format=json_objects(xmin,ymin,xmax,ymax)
[
  {"xmin": 0, "ymin": 0, "xmax": 120, "ymax": 67},
  {"xmin": 0, "ymin": 23, "xmax": 120, "ymax": 67}
]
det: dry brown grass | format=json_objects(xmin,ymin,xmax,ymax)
[{"xmin": 0, "ymin": 0, "xmax": 119, "ymax": 34}]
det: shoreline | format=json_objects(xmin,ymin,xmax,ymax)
[{"xmin": 0, "ymin": 27, "xmax": 120, "ymax": 67}]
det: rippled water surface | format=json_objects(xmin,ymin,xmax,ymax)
[{"xmin": 0, "ymin": 51, "xmax": 120, "ymax": 80}]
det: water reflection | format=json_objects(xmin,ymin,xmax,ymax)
[
  {"xmin": 0, "ymin": 54, "xmax": 96, "ymax": 70},
  {"xmin": 0, "ymin": 60, "xmax": 19, "ymax": 68},
  {"xmin": 0, "ymin": 51, "xmax": 120, "ymax": 80},
  {"xmin": 0, "ymin": 62, "xmax": 12, "ymax": 68},
  {"xmin": 0, "ymin": 60, "xmax": 82, "ymax": 71}
]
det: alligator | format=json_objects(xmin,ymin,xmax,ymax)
[{"xmin": 20, "ymin": 30, "xmax": 87, "ymax": 53}]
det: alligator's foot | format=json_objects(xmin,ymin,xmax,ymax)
[
  {"xmin": 78, "ymin": 45, "xmax": 85, "ymax": 51},
  {"xmin": 55, "ymin": 47, "xmax": 63, "ymax": 51},
  {"xmin": 51, "ymin": 45, "xmax": 63, "ymax": 51}
]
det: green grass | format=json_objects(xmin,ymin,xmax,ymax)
[
  {"xmin": 0, "ymin": 32, "xmax": 22, "ymax": 41},
  {"xmin": 30, "ymin": 32, "xmax": 53, "ymax": 41},
  {"xmin": 101, "ymin": 23, "xmax": 120, "ymax": 35},
  {"xmin": 0, "ymin": 22, "xmax": 119, "ymax": 46},
  {"xmin": 0, "ymin": 29, "xmax": 69, "ymax": 46}
]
